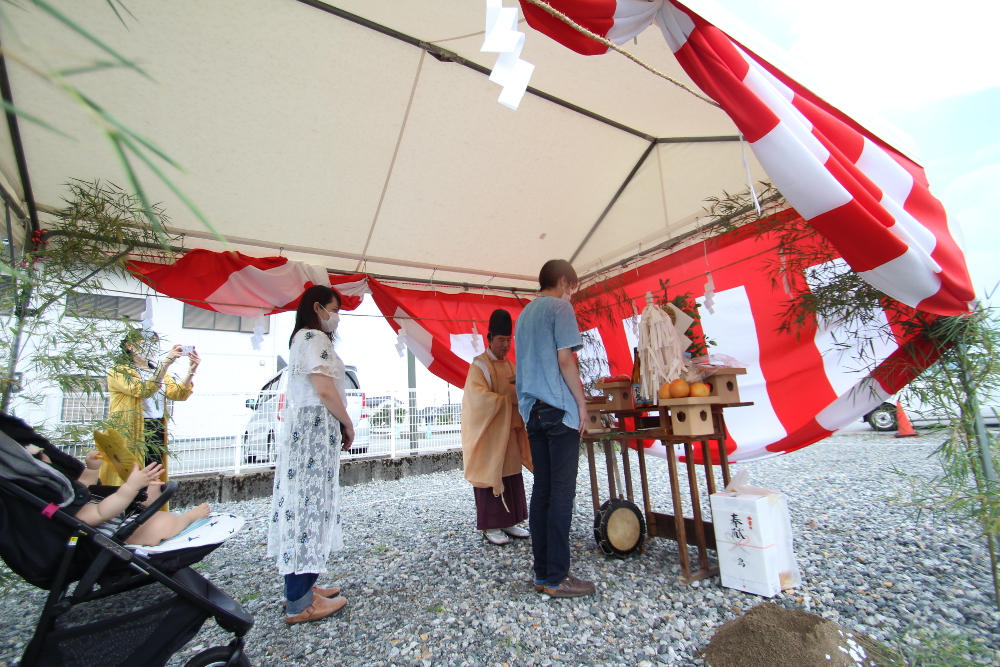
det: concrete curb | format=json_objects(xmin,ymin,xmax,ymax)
[{"xmin": 171, "ymin": 450, "xmax": 464, "ymax": 507}]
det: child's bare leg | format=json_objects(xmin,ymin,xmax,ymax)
[{"xmin": 126, "ymin": 503, "xmax": 210, "ymax": 546}]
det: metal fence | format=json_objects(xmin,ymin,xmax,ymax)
[{"xmin": 158, "ymin": 389, "xmax": 460, "ymax": 476}]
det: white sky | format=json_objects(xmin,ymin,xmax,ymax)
[
  {"xmin": 723, "ymin": 0, "xmax": 1000, "ymax": 111},
  {"xmin": 721, "ymin": 0, "xmax": 1000, "ymax": 298}
]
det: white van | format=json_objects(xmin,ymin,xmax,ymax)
[{"xmin": 241, "ymin": 365, "xmax": 370, "ymax": 462}]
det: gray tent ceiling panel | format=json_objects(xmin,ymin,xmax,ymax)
[
  {"xmin": 573, "ymin": 141, "xmax": 767, "ymax": 272},
  {"xmin": 4, "ymin": 0, "xmax": 426, "ymax": 255},
  {"xmin": 362, "ymin": 52, "xmax": 650, "ymax": 277}
]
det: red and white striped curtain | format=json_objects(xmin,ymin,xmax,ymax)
[
  {"xmin": 575, "ymin": 221, "xmax": 941, "ymax": 463},
  {"xmin": 129, "ymin": 249, "xmax": 368, "ymax": 315},
  {"xmin": 127, "ymin": 227, "xmax": 943, "ymax": 463},
  {"xmin": 520, "ymin": 0, "xmax": 976, "ymax": 316},
  {"xmin": 366, "ymin": 278, "xmax": 530, "ymax": 388}
]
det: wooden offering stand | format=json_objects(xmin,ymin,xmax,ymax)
[{"xmin": 583, "ymin": 373, "xmax": 751, "ymax": 584}]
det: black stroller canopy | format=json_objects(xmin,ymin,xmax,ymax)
[{"xmin": 0, "ymin": 429, "xmax": 75, "ymax": 507}]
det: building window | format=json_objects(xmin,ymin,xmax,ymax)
[
  {"xmin": 66, "ymin": 293, "xmax": 146, "ymax": 320},
  {"xmin": 182, "ymin": 303, "xmax": 269, "ymax": 334},
  {"xmin": 60, "ymin": 378, "xmax": 109, "ymax": 423}
]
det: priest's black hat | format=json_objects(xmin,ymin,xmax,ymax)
[{"xmin": 488, "ymin": 309, "xmax": 513, "ymax": 337}]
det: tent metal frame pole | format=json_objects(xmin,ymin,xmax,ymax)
[
  {"xmin": 657, "ymin": 136, "xmax": 740, "ymax": 143},
  {"xmin": 30, "ymin": 208, "xmax": 540, "ymax": 294},
  {"xmin": 291, "ymin": 0, "xmax": 656, "ymax": 141},
  {"xmin": 0, "ymin": 36, "xmax": 40, "ymax": 235},
  {"xmin": 578, "ymin": 192, "xmax": 788, "ymax": 282},
  {"xmin": 291, "ymin": 3, "xmax": 746, "ymax": 146},
  {"xmin": 159, "ymin": 225, "xmax": 537, "ymax": 283},
  {"xmin": 0, "ymin": 182, "xmax": 27, "ymax": 225},
  {"xmin": 326, "ymin": 266, "xmax": 537, "ymax": 295},
  {"xmin": 569, "ymin": 141, "xmax": 656, "ymax": 264}
]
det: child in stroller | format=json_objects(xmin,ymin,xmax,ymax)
[
  {"xmin": 30, "ymin": 441, "xmax": 212, "ymax": 547},
  {"xmin": 0, "ymin": 414, "xmax": 254, "ymax": 667}
]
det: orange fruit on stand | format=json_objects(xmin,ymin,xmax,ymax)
[
  {"xmin": 689, "ymin": 382, "xmax": 710, "ymax": 398},
  {"xmin": 657, "ymin": 382, "xmax": 672, "ymax": 399},
  {"xmin": 668, "ymin": 379, "xmax": 690, "ymax": 398}
]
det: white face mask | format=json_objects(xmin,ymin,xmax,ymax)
[
  {"xmin": 319, "ymin": 308, "xmax": 340, "ymax": 334},
  {"xmin": 561, "ymin": 287, "xmax": 574, "ymax": 304}
]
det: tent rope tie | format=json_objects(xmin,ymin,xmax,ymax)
[
  {"xmin": 521, "ymin": 0, "xmax": 720, "ymax": 108},
  {"xmin": 740, "ymin": 134, "xmax": 762, "ymax": 216}
]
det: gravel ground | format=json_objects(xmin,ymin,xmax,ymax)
[{"xmin": 2, "ymin": 431, "xmax": 998, "ymax": 666}]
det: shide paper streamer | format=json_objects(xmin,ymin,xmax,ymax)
[
  {"xmin": 481, "ymin": 0, "xmax": 535, "ymax": 110},
  {"xmin": 251, "ymin": 311, "xmax": 266, "ymax": 351}
]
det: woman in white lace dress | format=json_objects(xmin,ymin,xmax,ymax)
[{"xmin": 267, "ymin": 285, "xmax": 355, "ymax": 624}]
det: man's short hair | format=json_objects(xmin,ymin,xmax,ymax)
[{"xmin": 538, "ymin": 259, "xmax": 578, "ymax": 291}]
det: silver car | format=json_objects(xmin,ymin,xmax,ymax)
[
  {"xmin": 862, "ymin": 395, "xmax": 1000, "ymax": 432},
  {"xmin": 241, "ymin": 365, "xmax": 370, "ymax": 463}
]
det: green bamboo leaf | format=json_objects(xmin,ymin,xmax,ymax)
[
  {"xmin": 118, "ymin": 133, "xmax": 229, "ymax": 248},
  {"xmin": 29, "ymin": 0, "xmax": 150, "ymax": 79},
  {"xmin": 57, "ymin": 60, "xmax": 128, "ymax": 77},
  {"xmin": 78, "ymin": 93, "xmax": 182, "ymax": 169},
  {"xmin": 0, "ymin": 262, "xmax": 29, "ymax": 282},
  {"xmin": 107, "ymin": 133, "xmax": 167, "ymax": 246},
  {"xmin": 0, "ymin": 99, "xmax": 75, "ymax": 140},
  {"xmin": 103, "ymin": 0, "xmax": 137, "ymax": 29}
]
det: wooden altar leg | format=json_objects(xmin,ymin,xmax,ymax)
[
  {"xmin": 702, "ymin": 440, "xmax": 717, "ymax": 497},
  {"xmin": 602, "ymin": 440, "xmax": 618, "ymax": 500},
  {"xmin": 685, "ymin": 442, "xmax": 710, "ymax": 574},
  {"xmin": 716, "ymin": 413, "xmax": 732, "ymax": 488},
  {"xmin": 719, "ymin": 445, "xmax": 732, "ymax": 488},
  {"xmin": 621, "ymin": 440, "xmax": 635, "ymax": 503},
  {"xmin": 637, "ymin": 439, "xmax": 654, "ymax": 537},
  {"xmin": 666, "ymin": 443, "xmax": 691, "ymax": 580},
  {"xmin": 586, "ymin": 440, "xmax": 600, "ymax": 514}
]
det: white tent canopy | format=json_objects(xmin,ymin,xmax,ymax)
[
  {"xmin": 0, "ymin": 0, "xmax": 834, "ymax": 289},
  {"xmin": 3, "ymin": 1, "xmax": 975, "ymax": 464}
]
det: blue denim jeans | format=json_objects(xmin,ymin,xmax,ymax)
[
  {"xmin": 526, "ymin": 401, "xmax": 580, "ymax": 587},
  {"xmin": 284, "ymin": 572, "xmax": 319, "ymax": 615}
]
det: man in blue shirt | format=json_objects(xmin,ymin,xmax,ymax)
[{"xmin": 515, "ymin": 259, "xmax": 595, "ymax": 598}]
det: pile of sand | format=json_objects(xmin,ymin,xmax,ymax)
[{"xmin": 700, "ymin": 602, "xmax": 895, "ymax": 667}]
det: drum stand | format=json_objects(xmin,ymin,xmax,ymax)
[{"xmin": 582, "ymin": 402, "xmax": 749, "ymax": 584}]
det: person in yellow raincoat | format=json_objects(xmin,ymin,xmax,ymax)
[
  {"xmin": 100, "ymin": 330, "xmax": 199, "ymax": 507},
  {"xmin": 461, "ymin": 309, "xmax": 532, "ymax": 545}
]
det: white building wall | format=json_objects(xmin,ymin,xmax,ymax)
[{"xmin": 11, "ymin": 273, "xmax": 295, "ymax": 429}]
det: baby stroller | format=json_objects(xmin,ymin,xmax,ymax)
[{"xmin": 0, "ymin": 420, "xmax": 254, "ymax": 667}]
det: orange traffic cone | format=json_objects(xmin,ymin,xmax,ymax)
[{"xmin": 894, "ymin": 401, "xmax": 918, "ymax": 438}]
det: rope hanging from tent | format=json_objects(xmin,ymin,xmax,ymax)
[{"xmin": 521, "ymin": 0, "xmax": 720, "ymax": 108}]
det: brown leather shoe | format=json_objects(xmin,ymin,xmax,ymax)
[
  {"xmin": 542, "ymin": 574, "xmax": 596, "ymax": 598},
  {"xmin": 284, "ymin": 594, "xmax": 347, "ymax": 624},
  {"xmin": 281, "ymin": 586, "xmax": 341, "ymax": 607},
  {"xmin": 534, "ymin": 573, "xmax": 587, "ymax": 593}
]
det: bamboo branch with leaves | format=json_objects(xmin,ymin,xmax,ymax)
[
  {"xmin": 705, "ymin": 186, "xmax": 1000, "ymax": 608},
  {"xmin": 1, "ymin": 180, "xmax": 176, "ymax": 443}
]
